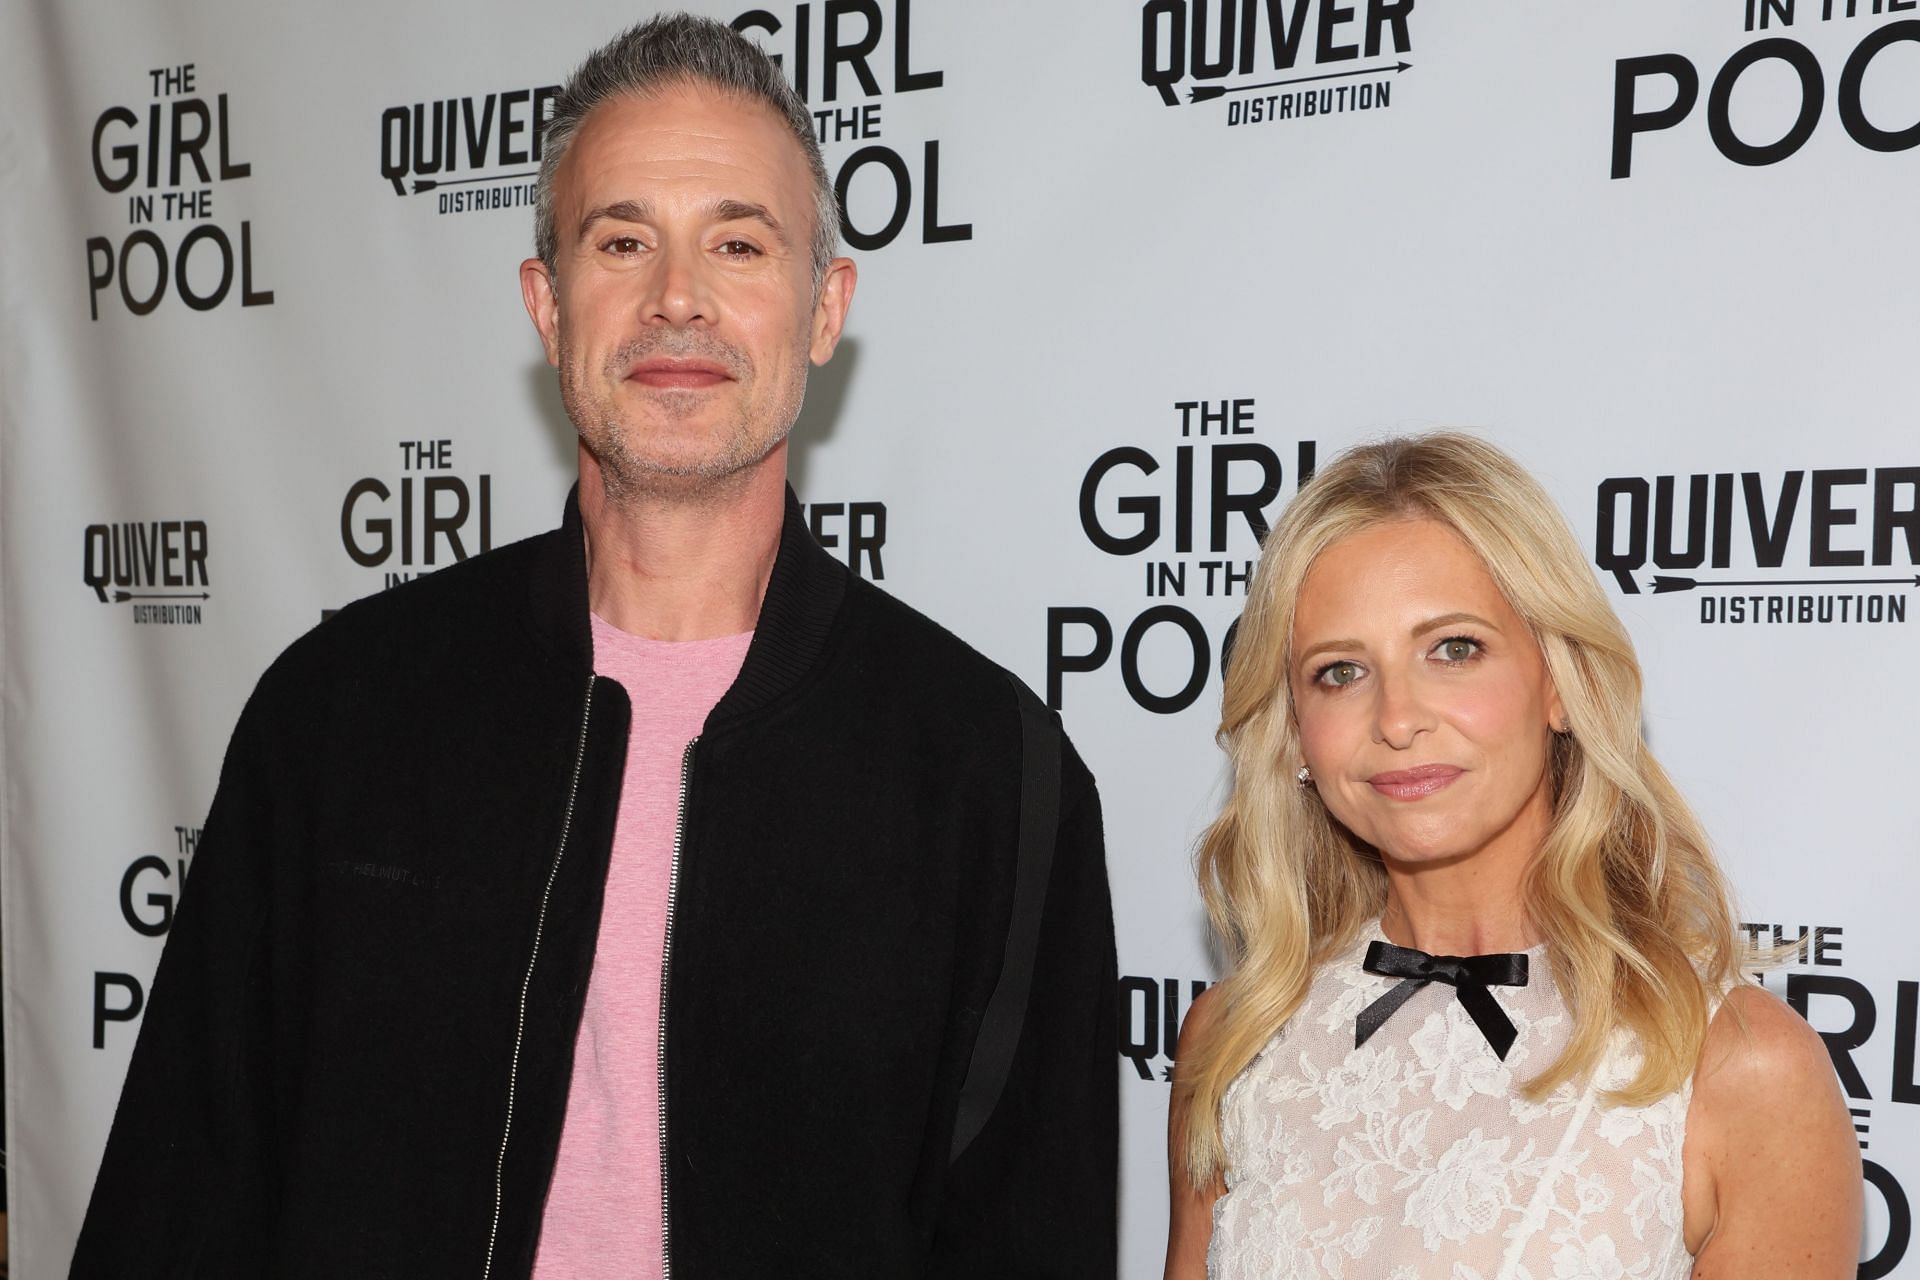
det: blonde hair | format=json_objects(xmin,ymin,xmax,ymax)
[{"xmin": 1179, "ymin": 432, "xmax": 1744, "ymax": 1183}]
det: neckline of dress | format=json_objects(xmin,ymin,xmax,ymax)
[{"xmin": 1360, "ymin": 927, "xmax": 1551, "ymax": 960}]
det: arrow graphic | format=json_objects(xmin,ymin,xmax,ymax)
[
  {"xmin": 1648, "ymin": 574, "xmax": 1920, "ymax": 594},
  {"xmin": 114, "ymin": 591, "xmax": 210, "ymax": 603},
  {"xmin": 411, "ymin": 171, "xmax": 538, "ymax": 195},
  {"xmin": 1189, "ymin": 61, "xmax": 1411, "ymax": 104}
]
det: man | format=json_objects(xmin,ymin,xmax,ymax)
[{"xmin": 72, "ymin": 14, "xmax": 1116, "ymax": 1278}]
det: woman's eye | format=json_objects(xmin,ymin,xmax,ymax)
[
  {"xmin": 1436, "ymin": 637, "xmax": 1480, "ymax": 662},
  {"xmin": 1318, "ymin": 661, "xmax": 1361, "ymax": 688}
]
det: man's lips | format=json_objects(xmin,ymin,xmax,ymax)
[
  {"xmin": 1366, "ymin": 765, "xmax": 1464, "ymax": 799},
  {"xmin": 626, "ymin": 358, "xmax": 733, "ymax": 389}
]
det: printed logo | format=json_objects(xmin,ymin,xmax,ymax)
[
  {"xmin": 86, "ymin": 63, "xmax": 275, "ymax": 320},
  {"xmin": 94, "ymin": 824, "xmax": 200, "ymax": 1049},
  {"xmin": 1749, "ymin": 920, "xmax": 1914, "ymax": 1277},
  {"xmin": 735, "ymin": 1, "xmax": 972, "ymax": 251},
  {"xmin": 82, "ymin": 519, "xmax": 212, "ymax": 625},
  {"xmin": 1613, "ymin": 11, "xmax": 1920, "ymax": 178},
  {"xmin": 1593, "ymin": 465, "xmax": 1918, "ymax": 625},
  {"xmin": 799, "ymin": 500, "xmax": 888, "ymax": 578},
  {"xmin": 379, "ymin": 84, "xmax": 560, "ymax": 216},
  {"xmin": 1050, "ymin": 397, "xmax": 1315, "ymax": 712},
  {"xmin": 1120, "ymin": 975, "xmax": 1214, "ymax": 1082},
  {"xmin": 1140, "ymin": 0, "xmax": 1415, "ymax": 130},
  {"xmin": 339, "ymin": 439, "xmax": 494, "ymax": 591}
]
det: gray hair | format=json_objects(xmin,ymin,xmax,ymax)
[{"xmin": 534, "ymin": 13, "xmax": 838, "ymax": 286}]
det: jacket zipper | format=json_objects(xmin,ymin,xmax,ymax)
[
  {"xmin": 483, "ymin": 675, "xmax": 597, "ymax": 1280},
  {"xmin": 658, "ymin": 736, "xmax": 695, "ymax": 1279}
]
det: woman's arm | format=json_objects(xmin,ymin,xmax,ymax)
[
  {"xmin": 1165, "ymin": 985, "xmax": 1227, "ymax": 1280},
  {"xmin": 1683, "ymin": 984, "xmax": 1862, "ymax": 1276}
]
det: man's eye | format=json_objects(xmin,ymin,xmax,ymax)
[
  {"xmin": 605, "ymin": 236, "xmax": 643, "ymax": 255},
  {"xmin": 716, "ymin": 239, "xmax": 760, "ymax": 256}
]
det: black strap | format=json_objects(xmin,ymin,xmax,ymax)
[{"xmin": 949, "ymin": 674, "xmax": 1062, "ymax": 1164}]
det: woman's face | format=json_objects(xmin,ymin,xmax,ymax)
[{"xmin": 1289, "ymin": 518, "xmax": 1564, "ymax": 872}]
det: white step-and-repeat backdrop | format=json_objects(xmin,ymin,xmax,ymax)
[{"xmin": 3, "ymin": 1, "xmax": 1915, "ymax": 1274}]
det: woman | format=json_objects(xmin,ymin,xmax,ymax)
[{"xmin": 1165, "ymin": 434, "xmax": 1859, "ymax": 1278}]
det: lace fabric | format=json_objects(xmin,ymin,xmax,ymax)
[{"xmin": 1209, "ymin": 935, "xmax": 1693, "ymax": 1279}]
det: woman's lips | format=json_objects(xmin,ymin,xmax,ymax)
[{"xmin": 1366, "ymin": 765, "xmax": 1464, "ymax": 799}]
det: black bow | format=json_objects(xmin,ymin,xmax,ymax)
[{"xmin": 1355, "ymin": 940, "xmax": 1530, "ymax": 1060}]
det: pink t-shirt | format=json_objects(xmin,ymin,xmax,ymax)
[{"xmin": 531, "ymin": 615, "xmax": 752, "ymax": 1279}]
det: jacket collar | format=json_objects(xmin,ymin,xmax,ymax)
[{"xmin": 526, "ymin": 482, "xmax": 849, "ymax": 723}]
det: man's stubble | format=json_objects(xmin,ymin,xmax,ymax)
[{"xmin": 558, "ymin": 326, "xmax": 810, "ymax": 507}]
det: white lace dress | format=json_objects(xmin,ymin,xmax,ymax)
[{"xmin": 1209, "ymin": 935, "xmax": 1694, "ymax": 1279}]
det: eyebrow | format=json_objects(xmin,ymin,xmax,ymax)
[
  {"xmin": 575, "ymin": 197, "xmax": 791, "ymax": 247},
  {"xmin": 710, "ymin": 198, "xmax": 789, "ymax": 244},
  {"xmin": 1293, "ymin": 612, "xmax": 1501, "ymax": 669},
  {"xmin": 577, "ymin": 199, "xmax": 652, "ymax": 242}
]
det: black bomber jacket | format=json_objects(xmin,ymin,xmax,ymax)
[{"xmin": 72, "ymin": 489, "xmax": 1118, "ymax": 1278}]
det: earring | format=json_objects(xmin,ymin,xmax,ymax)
[{"xmin": 1296, "ymin": 765, "xmax": 1312, "ymax": 786}]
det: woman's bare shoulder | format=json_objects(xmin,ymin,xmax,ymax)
[
  {"xmin": 1683, "ymin": 982, "xmax": 1860, "ymax": 1274},
  {"xmin": 1696, "ymin": 983, "xmax": 1832, "ymax": 1094},
  {"xmin": 1175, "ymin": 982, "xmax": 1226, "ymax": 1063}
]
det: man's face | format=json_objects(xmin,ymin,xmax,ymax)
[{"xmin": 521, "ymin": 83, "xmax": 854, "ymax": 500}]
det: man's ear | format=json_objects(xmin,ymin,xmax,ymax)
[
  {"xmin": 520, "ymin": 258, "xmax": 562, "ymax": 368},
  {"xmin": 809, "ymin": 256, "xmax": 858, "ymax": 365}
]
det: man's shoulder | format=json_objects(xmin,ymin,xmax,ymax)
[
  {"xmin": 833, "ymin": 578, "xmax": 1092, "ymax": 790},
  {"xmin": 837, "ymin": 576, "xmax": 1023, "ymax": 702},
  {"xmin": 262, "ymin": 526, "xmax": 565, "ymax": 694}
]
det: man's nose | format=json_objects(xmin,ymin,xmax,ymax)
[{"xmin": 640, "ymin": 242, "xmax": 714, "ymax": 327}]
